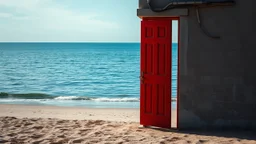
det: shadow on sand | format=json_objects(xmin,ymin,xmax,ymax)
[{"xmin": 144, "ymin": 126, "xmax": 256, "ymax": 141}]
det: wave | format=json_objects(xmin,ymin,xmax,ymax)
[
  {"xmin": 0, "ymin": 92, "xmax": 53, "ymax": 99},
  {"xmin": 53, "ymin": 96, "xmax": 92, "ymax": 100},
  {"xmin": 0, "ymin": 92, "xmax": 176, "ymax": 102},
  {"xmin": 52, "ymin": 96, "xmax": 140, "ymax": 102},
  {"xmin": 92, "ymin": 97, "xmax": 139, "ymax": 102},
  {"xmin": 0, "ymin": 92, "xmax": 140, "ymax": 102}
]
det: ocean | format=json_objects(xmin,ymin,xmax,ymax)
[{"xmin": 0, "ymin": 43, "xmax": 178, "ymax": 108}]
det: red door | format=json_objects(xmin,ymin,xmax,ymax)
[{"xmin": 140, "ymin": 19, "xmax": 172, "ymax": 129}]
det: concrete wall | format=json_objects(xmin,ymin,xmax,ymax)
[{"xmin": 138, "ymin": 0, "xmax": 256, "ymax": 129}]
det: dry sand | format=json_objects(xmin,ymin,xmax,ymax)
[{"xmin": 0, "ymin": 104, "xmax": 255, "ymax": 144}]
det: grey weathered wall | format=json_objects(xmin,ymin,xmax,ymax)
[{"xmin": 138, "ymin": 0, "xmax": 256, "ymax": 129}]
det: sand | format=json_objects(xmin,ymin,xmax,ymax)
[
  {"xmin": 0, "ymin": 104, "xmax": 255, "ymax": 144},
  {"xmin": 0, "ymin": 104, "xmax": 140, "ymax": 122}
]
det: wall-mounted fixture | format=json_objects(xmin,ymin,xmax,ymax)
[
  {"xmin": 146, "ymin": 0, "xmax": 236, "ymax": 39},
  {"xmin": 147, "ymin": 0, "xmax": 235, "ymax": 12}
]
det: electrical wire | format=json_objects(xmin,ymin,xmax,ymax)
[
  {"xmin": 196, "ymin": 7, "xmax": 220, "ymax": 39},
  {"xmin": 146, "ymin": 0, "xmax": 234, "ymax": 39},
  {"xmin": 146, "ymin": 0, "xmax": 235, "ymax": 12},
  {"xmin": 146, "ymin": 0, "xmax": 192, "ymax": 12}
]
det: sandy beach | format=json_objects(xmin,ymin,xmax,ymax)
[{"xmin": 0, "ymin": 104, "xmax": 255, "ymax": 144}]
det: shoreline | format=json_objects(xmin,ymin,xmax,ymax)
[
  {"xmin": 0, "ymin": 104, "xmax": 141, "ymax": 122},
  {"xmin": 0, "ymin": 103, "xmax": 140, "ymax": 110}
]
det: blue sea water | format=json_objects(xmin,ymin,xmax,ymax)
[{"xmin": 0, "ymin": 43, "xmax": 178, "ymax": 108}]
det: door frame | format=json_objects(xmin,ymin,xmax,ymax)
[{"xmin": 140, "ymin": 17, "xmax": 180, "ymax": 129}]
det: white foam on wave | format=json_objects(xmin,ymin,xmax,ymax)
[
  {"xmin": 53, "ymin": 96, "xmax": 140, "ymax": 102},
  {"xmin": 54, "ymin": 96, "xmax": 79, "ymax": 100},
  {"xmin": 92, "ymin": 97, "xmax": 139, "ymax": 102},
  {"xmin": 1, "ymin": 96, "xmax": 175, "ymax": 102}
]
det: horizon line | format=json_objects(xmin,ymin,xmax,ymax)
[
  {"xmin": 0, "ymin": 41, "xmax": 141, "ymax": 43},
  {"xmin": 0, "ymin": 41, "xmax": 178, "ymax": 43}
]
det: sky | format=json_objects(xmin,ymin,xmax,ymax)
[{"xmin": 0, "ymin": 0, "xmax": 178, "ymax": 42}]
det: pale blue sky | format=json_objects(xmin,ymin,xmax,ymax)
[{"xmin": 0, "ymin": 0, "xmax": 178, "ymax": 42}]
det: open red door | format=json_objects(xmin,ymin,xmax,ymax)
[{"xmin": 140, "ymin": 18, "xmax": 172, "ymax": 129}]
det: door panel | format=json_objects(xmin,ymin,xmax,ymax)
[{"xmin": 140, "ymin": 19, "xmax": 172, "ymax": 129}]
